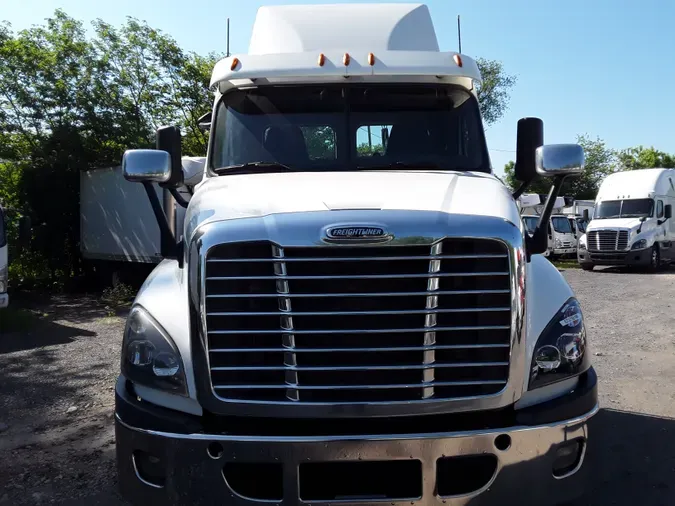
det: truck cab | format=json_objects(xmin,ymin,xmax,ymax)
[
  {"xmin": 114, "ymin": 4, "xmax": 597, "ymax": 505},
  {"xmin": 578, "ymin": 168, "xmax": 675, "ymax": 271}
]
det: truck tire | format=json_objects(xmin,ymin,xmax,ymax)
[
  {"xmin": 649, "ymin": 245, "xmax": 661, "ymax": 272},
  {"xmin": 581, "ymin": 264, "xmax": 594, "ymax": 271}
]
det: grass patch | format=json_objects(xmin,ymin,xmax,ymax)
[
  {"xmin": 552, "ymin": 259, "xmax": 580, "ymax": 270},
  {"xmin": 100, "ymin": 283, "xmax": 136, "ymax": 316},
  {"xmin": 0, "ymin": 307, "xmax": 44, "ymax": 333}
]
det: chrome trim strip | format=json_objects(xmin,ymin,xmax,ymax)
[
  {"xmin": 206, "ymin": 254, "xmax": 508, "ymax": 262},
  {"xmin": 207, "ymin": 307, "xmax": 511, "ymax": 317},
  {"xmin": 115, "ymin": 404, "xmax": 599, "ymax": 442},
  {"xmin": 208, "ymin": 344, "xmax": 510, "ymax": 353},
  {"xmin": 206, "ymin": 272, "xmax": 509, "ymax": 280},
  {"xmin": 207, "ymin": 325, "xmax": 510, "ymax": 335},
  {"xmin": 212, "ymin": 380, "xmax": 507, "ymax": 390},
  {"xmin": 131, "ymin": 453, "xmax": 164, "ymax": 489},
  {"xmin": 272, "ymin": 244, "xmax": 299, "ymax": 402},
  {"xmin": 210, "ymin": 362, "xmax": 509, "ymax": 372},
  {"xmin": 206, "ymin": 289, "xmax": 510, "ymax": 298}
]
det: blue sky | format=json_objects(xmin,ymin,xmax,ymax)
[{"xmin": 5, "ymin": 0, "xmax": 675, "ymax": 175}]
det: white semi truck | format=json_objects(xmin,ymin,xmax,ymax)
[
  {"xmin": 578, "ymin": 168, "xmax": 675, "ymax": 271},
  {"xmin": 114, "ymin": 4, "xmax": 598, "ymax": 505}
]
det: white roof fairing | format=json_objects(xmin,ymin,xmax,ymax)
[
  {"xmin": 596, "ymin": 168, "xmax": 675, "ymax": 201},
  {"xmin": 210, "ymin": 3, "xmax": 481, "ymax": 92}
]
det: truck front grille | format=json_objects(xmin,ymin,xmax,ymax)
[
  {"xmin": 204, "ymin": 239, "xmax": 512, "ymax": 404},
  {"xmin": 588, "ymin": 230, "xmax": 628, "ymax": 251}
]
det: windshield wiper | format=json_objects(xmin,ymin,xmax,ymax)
[
  {"xmin": 356, "ymin": 161, "xmax": 441, "ymax": 170},
  {"xmin": 213, "ymin": 161, "xmax": 295, "ymax": 175}
]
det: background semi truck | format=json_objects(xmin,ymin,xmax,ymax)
[
  {"xmin": 578, "ymin": 168, "xmax": 675, "ymax": 270},
  {"xmin": 114, "ymin": 4, "xmax": 598, "ymax": 505}
]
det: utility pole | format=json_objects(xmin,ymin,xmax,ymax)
[
  {"xmin": 367, "ymin": 126, "xmax": 372, "ymax": 149},
  {"xmin": 457, "ymin": 15, "xmax": 462, "ymax": 53},
  {"xmin": 226, "ymin": 18, "xmax": 231, "ymax": 57}
]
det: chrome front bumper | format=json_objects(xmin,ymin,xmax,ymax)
[{"xmin": 116, "ymin": 403, "xmax": 598, "ymax": 506}]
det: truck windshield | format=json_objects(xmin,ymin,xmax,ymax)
[
  {"xmin": 522, "ymin": 216, "xmax": 538, "ymax": 234},
  {"xmin": 210, "ymin": 84, "xmax": 489, "ymax": 174},
  {"xmin": 551, "ymin": 216, "xmax": 572, "ymax": 233},
  {"xmin": 595, "ymin": 199, "xmax": 653, "ymax": 219}
]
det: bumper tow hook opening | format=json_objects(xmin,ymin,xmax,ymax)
[
  {"xmin": 437, "ymin": 455, "xmax": 498, "ymax": 497},
  {"xmin": 552, "ymin": 438, "xmax": 586, "ymax": 479},
  {"xmin": 223, "ymin": 462, "xmax": 283, "ymax": 501},
  {"xmin": 494, "ymin": 434, "xmax": 511, "ymax": 452},
  {"xmin": 207, "ymin": 442, "xmax": 224, "ymax": 460},
  {"xmin": 132, "ymin": 451, "xmax": 166, "ymax": 489}
]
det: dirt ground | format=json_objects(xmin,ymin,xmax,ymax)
[{"xmin": 2, "ymin": 267, "xmax": 675, "ymax": 505}]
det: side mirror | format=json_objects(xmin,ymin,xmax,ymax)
[
  {"xmin": 156, "ymin": 125, "xmax": 184, "ymax": 188},
  {"xmin": 514, "ymin": 117, "xmax": 544, "ymax": 182},
  {"xmin": 665, "ymin": 204, "xmax": 672, "ymax": 220},
  {"xmin": 583, "ymin": 209, "xmax": 590, "ymax": 222},
  {"xmin": 122, "ymin": 149, "xmax": 172, "ymax": 183},
  {"xmin": 18, "ymin": 216, "xmax": 32, "ymax": 250},
  {"xmin": 535, "ymin": 144, "xmax": 584, "ymax": 177}
]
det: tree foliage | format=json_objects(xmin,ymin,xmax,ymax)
[
  {"xmin": 0, "ymin": 10, "xmax": 219, "ymax": 281},
  {"xmin": 475, "ymin": 58, "xmax": 516, "ymax": 126},
  {"xmin": 617, "ymin": 146, "xmax": 675, "ymax": 171}
]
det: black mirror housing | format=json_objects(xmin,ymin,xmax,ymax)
[
  {"xmin": 666, "ymin": 204, "xmax": 672, "ymax": 220},
  {"xmin": 583, "ymin": 209, "xmax": 590, "ymax": 222},
  {"xmin": 514, "ymin": 117, "xmax": 544, "ymax": 182},
  {"xmin": 156, "ymin": 126, "xmax": 184, "ymax": 188}
]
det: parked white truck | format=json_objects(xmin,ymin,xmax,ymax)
[
  {"xmin": 578, "ymin": 168, "xmax": 675, "ymax": 271},
  {"xmin": 520, "ymin": 196, "xmax": 577, "ymax": 257},
  {"xmin": 114, "ymin": 4, "xmax": 598, "ymax": 505}
]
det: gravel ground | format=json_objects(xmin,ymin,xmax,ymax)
[{"xmin": 2, "ymin": 267, "xmax": 675, "ymax": 505}]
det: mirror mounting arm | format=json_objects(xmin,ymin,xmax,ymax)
[
  {"xmin": 526, "ymin": 175, "xmax": 567, "ymax": 260},
  {"xmin": 169, "ymin": 188, "xmax": 190, "ymax": 209},
  {"xmin": 512, "ymin": 179, "xmax": 531, "ymax": 200},
  {"xmin": 142, "ymin": 182, "xmax": 181, "ymax": 266}
]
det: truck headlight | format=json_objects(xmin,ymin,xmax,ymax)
[
  {"xmin": 555, "ymin": 238, "xmax": 562, "ymax": 248},
  {"xmin": 529, "ymin": 298, "xmax": 590, "ymax": 390},
  {"xmin": 631, "ymin": 239, "xmax": 647, "ymax": 250},
  {"xmin": 122, "ymin": 306, "xmax": 187, "ymax": 395},
  {"xmin": 578, "ymin": 235, "xmax": 587, "ymax": 251}
]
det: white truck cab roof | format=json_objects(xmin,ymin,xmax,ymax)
[
  {"xmin": 210, "ymin": 3, "xmax": 480, "ymax": 92},
  {"xmin": 597, "ymin": 168, "xmax": 675, "ymax": 200}
]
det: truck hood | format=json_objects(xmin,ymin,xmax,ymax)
[
  {"xmin": 185, "ymin": 171, "xmax": 519, "ymax": 242},
  {"xmin": 587, "ymin": 217, "xmax": 643, "ymax": 230}
]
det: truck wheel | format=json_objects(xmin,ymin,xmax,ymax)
[
  {"xmin": 581, "ymin": 264, "xmax": 594, "ymax": 271},
  {"xmin": 649, "ymin": 245, "xmax": 661, "ymax": 272}
]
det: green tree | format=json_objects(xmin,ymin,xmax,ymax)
[
  {"xmin": 476, "ymin": 58, "xmax": 516, "ymax": 126},
  {"xmin": 617, "ymin": 146, "xmax": 675, "ymax": 171}
]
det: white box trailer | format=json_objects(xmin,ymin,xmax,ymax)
[{"xmin": 80, "ymin": 157, "xmax": 204, "ymax": 284}]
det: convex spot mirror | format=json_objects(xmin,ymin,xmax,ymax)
[
  {"xmin": 122, "ymin": 149, "xmax": 171, "ymax": 184},
  {"xmin": 535, "ymin": 144, "xmax": 584, "ymax": 177}
]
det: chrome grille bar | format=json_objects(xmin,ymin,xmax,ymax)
[
  {"xmin": 208, "ymin": 326, "xmax": 510, "ymax": 335},
  {"xmin": 206, "ymin": 289, "xmax": 510, "ymax": 298},
  {"xmin": 272, "ymin": 245, "xmax": 299, "ymax": 402},
  {"xmin": 207, "ymin": 307, "xmax": 511, "ymax": 317},
  {"xmin": 206, "ymin": 254, "xmax": 508, "ymax": 263},
  {"xmin": 211, "ymin": 362, "xmax": 509, "ymax": 371},
  {"xmin": 423, "ymin": 242, "xmax": 442, "ymax": 399},
  {"xmin": 206, "ymin": 272, "xmax": 509, "ymax": 280},
  {"xmin": 213, "ymin": 380, "xmax": 507, "ymax": 390}
]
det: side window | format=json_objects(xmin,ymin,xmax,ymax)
[
  {"xmin": 657, "ymin": 200, "xmax": 664, "ymax": 218},
  {"xmin": 300, "ymin": 126, "xmax": 336, "ymax": 160},
  {"xmin": 355, "ymin": 125, "xmax": 392, "ymax": 157}
]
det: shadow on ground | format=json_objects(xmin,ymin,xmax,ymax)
[{"xmin": 465, "ymin": 408, "xmax": 675, "ymax": 505}]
